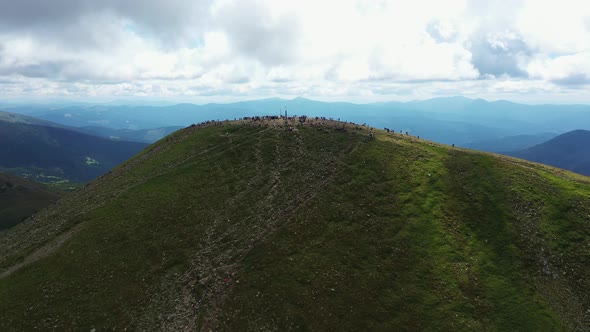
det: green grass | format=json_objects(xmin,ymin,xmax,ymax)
[{"xmin": 0, "ymin": 120, "xmax": 589, "ymax": 331}]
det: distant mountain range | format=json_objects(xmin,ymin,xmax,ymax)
[
  {"xmin": 0, "ymin": 172, "xmax": 62, "ymax": 230},
  {"xmin": 0, "ymin": 112, "xmax": 148, "ymax": 183},
  {"xmin": 509, "ymin": 130, "xmax": 590, "ymax": 176},
  {"xmin": 5, "ymin": 97, "xmax": 590, "ymax": 146}
]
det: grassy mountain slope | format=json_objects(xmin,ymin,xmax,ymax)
[
  {"xmin": 0, "ymin": 119, "xmax": 589, "ymax": 331},
  {"xmin": 0, "ymin": 120, "xmax": 148, "ymax": 183},
  {"xmin": 510, "ymin": 130, "xmax": 590, "ymax": 176},
  {"xmin": 0, "ymin": 172, "xmax": 63, "ymax": 230}
]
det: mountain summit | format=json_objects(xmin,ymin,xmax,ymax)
[{"xmin": 1, "ymin": 118, "xmax": 589, "ymax": 331}]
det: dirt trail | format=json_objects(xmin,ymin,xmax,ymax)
[{"xmin": 0, "ymin": 223, "xmax": 82, "ymax": 279}]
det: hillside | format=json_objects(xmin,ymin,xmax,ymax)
[
  {"xmin": 510, "ymin": 130, "xmax": 590, "ymax": 176},
  {"xmin": 0, "ymin": 110, "xmax": 181, "ymax": 144},
  {"xmin": 0, "ymin": 119, "xmax": 148, "ymax": 183},
  {"xmin": 0, "ymin": 172, "xmax": 63, "ymax": 230},
  {"xmin": 1, "ymin": 118, "xmax": 589, "ymax": 331}
]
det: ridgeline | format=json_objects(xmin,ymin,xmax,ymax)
[{"xmin": 1, "ymin": 117, "xmax": 589, "ymax": 331}]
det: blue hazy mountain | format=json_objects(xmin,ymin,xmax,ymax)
[
  {"xmin": 463, "ymin": 133, "xmax": 559, "ymax": 153},
  {"xmin": 0, "ymin": 110, "xmax": 71, "ymax": 128},
  {"xmin": 509, "ymin": 130, "xmax": 590, "ymax": 176}
]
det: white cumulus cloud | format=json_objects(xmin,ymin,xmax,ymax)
[{"xmin": 0, "ymin": 0, "xmax": 588, "ymax": 102}]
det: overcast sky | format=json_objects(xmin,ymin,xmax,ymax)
[{"xmin": 0, "ymin": 0, "xmax": 589, "ymax": 103}]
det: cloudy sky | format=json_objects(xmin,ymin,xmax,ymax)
[{"xmin": 0, "ymin": 0, "xmax": 589, "ymax": 103}]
